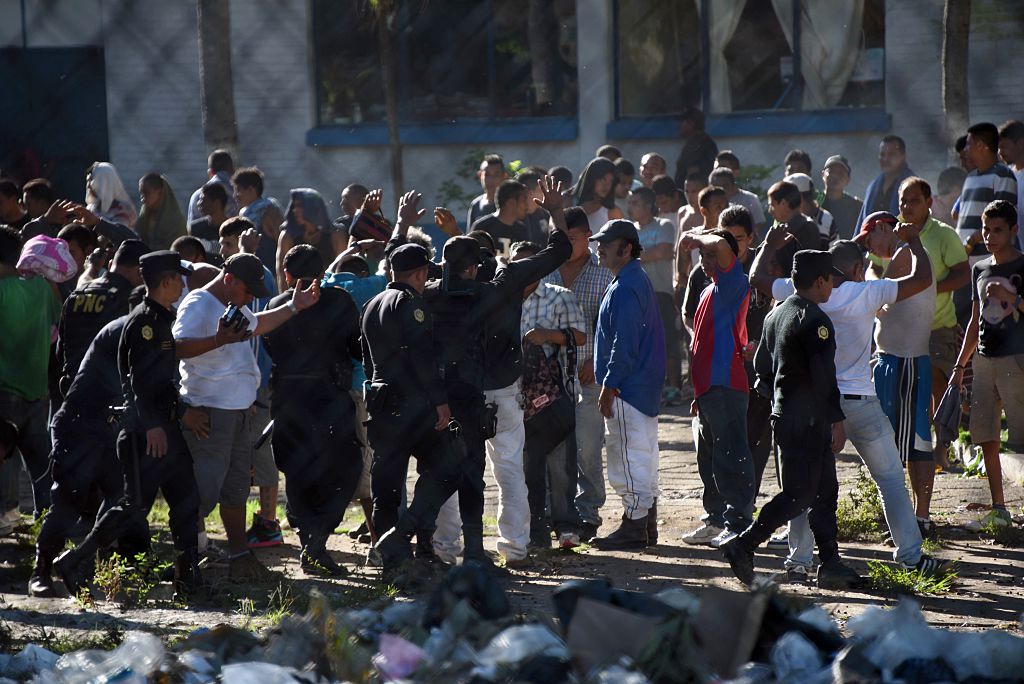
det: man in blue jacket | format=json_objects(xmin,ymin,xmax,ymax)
[{"xmin": 590, "ymin": 220, "xmax": 666, "ymax": 549}]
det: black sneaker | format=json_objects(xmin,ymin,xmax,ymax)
[
  {"xmin": 816, "ymin": 557, "xmax": 862, "ymax": 590},
  {"xmin": 579, "ymin": 522, "xmax": 599, "ymax": 543},
  {"xmin": 916, "ymin": 518, "xmax": 937, "ymax": 540},
  {"xmin": 720, "ymin": 538, "xmax": 755, "ymax": 586},
  {"xmin": 785, "ymin": 566, "xmax": 810, "ymax": 583},
  {"xmin": 27, "ymin": 573, "xmax": 58, "ymax": 598}
]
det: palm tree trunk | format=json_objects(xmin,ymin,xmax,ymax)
[
  {"xmin": 942, "ymin": 0, "xmax": 971, "ymax": 149},
  {"xmin": 197, "ymin": 0, "xmax": 239, "ymax": 155}
]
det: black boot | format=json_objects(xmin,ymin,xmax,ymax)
[
  {"xmin": 301, "ymin": 531, "xmax": 347, "ymax": 577},
  {"xmin": 647, "ymin": 499, "xmax": 658, "ymax": 546},
  {"xmin": 592, "ymin": 514, "xmax": 649, "ymax": 550},
  {"xmin": 53, "ymin": 540, "xmax": 99, "ymax": 597},
  {"xmin": 720, "ymin": 537, "xmax": 756, "ymax": 586},
  {"xmin": 816, "ymin": 557, "xmax": 863, "ymax": 590},
  {"xmin": 27, "ymin": 552, "xmax": 58, "ymax": 598},
  {"xmin": 173, "ymin": 547, "xmax": 204, "ymax": 600}
]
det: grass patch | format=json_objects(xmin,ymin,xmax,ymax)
[
  {"xmin": 920, "ymin": 537, "xmax": 945, "ymax": 554},
  {"xmin": 867, "ymin": 560, "xmax": 957, "ymax": 595},
  {"xmin": 836, "ymin": 467, "xmax": 885, "ymax": 542},
  {"xmin": 93, "ymin": 550, "xmax": 171, "ymax": 608},
  {"xmin": 982, "ymin": 518, "xmax": 1024, "ymax": 547},
  {"xmin": 24, "ymin": 623, "xmax": 126, "ymax": 655}
]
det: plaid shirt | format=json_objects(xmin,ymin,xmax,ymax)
[
  {"xmin": 521, "ymin": 283, "xmax": 586, "ymax": 365},
  {"xmin": 543, "ymin": 254, "xmax": 613, "ymax": 363}
]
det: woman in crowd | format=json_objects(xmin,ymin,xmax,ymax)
[
  {"xmin": 276, "ymin": 188, "xmax": 337, "ymax": 291},
  {"xmin": 85, "ymin": 162, "xmax": 137, "ymax": 229},
  {"xmin": 136, "ymin": 173, "xmax": 186, "ymax": 249}
]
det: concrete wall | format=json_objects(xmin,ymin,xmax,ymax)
[{"xmin": 3, "ymin": 0, "xmax": 1023, "ymax": 219}]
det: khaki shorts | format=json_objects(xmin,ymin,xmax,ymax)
[
  {"xmin": 929, "ymin": 325, "xmax": 960, "ymax": 385},
  {"xmin": 969, "ymin": 353, "xmax": 1024, "ymax": 447},
  {"xmin": 184, "ymin": 406, "xmax": 255, "ymax": 516},
  {"xmin": 248, "ymin": 386, "xmax": 278, "ymax": 488},
  {"xmin": 350, "ymin": 390, "xmax": 373, "ymax": 501}
]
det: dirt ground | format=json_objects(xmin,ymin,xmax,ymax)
[{"xmin": 1, "ymin": 402, "xmax": 1022, "ymax": 653}]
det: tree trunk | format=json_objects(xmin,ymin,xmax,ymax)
[
  {"xmin": 377, "ymin": 2, "xmax": 404, "ymax": 202},
  {"xmin": 941, "ymin": 0, "xmax": 971, "ymax": 150},
  {"xmin": 197, "ymin": 0, "xmax": 239, "ymax": 156}
]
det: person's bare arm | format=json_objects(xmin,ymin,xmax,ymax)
[
  {"xmin": 523, "ymin": 327, "xmax": 586, "ymax": 347},
  {"xmin": 749, "ymin": 224, "xmax": 790, "ymax": 297},
  {"xmin": 950, "ymin": 299, "xmax": 980, "ymax": 389},
  {"xmin": 275, "ymin": 227, "xmax": 292, "ymax": 292},
  {"xmin": 936, "ymin": 259, "xmax": 970, "ymax": 294},
  {"xmin": 678, "ymin": 231, "xmax": 734, "ymax": 271},
  {"xmin": 261, "ymin": 205, "xmax": 283, "ymax": 242},
  {"xmin": 889, "ymin": 223, "xmax": 932, "ymax": 302}
]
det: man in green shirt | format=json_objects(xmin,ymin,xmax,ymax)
[
  {"xmin": 0, "ymin": 226, "xmax": 60, "ymax": 523},
  {"xmin": 898, "ymin": 178, "xmax": 970, "ymax": 469}
]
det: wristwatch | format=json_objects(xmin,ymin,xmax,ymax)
[{"xmin": 287, "ymin": 300, "xmax": 298, "ymax": 314}]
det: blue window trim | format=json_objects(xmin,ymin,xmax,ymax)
[
  {"xmin": 606, "ymin": 108, "xmax": 892, "ymax": 140},
  {"xmin": 306, "ymin": 117, "xmax": 578, "ymax": 147}
]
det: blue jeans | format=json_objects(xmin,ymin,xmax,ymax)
[
  {"xmin": 696, "ymin": 387, "xmax": 755, "ymax": 533},
  {"xmin": 788, "ymin": 395, "xmax": 923, "ymax": 569},
  {"xmin": 574, "ymin": 383, "xmax": 606, "ymax": 526}
]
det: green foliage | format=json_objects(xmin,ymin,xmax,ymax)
[
  {"xmin": 920, "ymin": 537, "xmax": 945, "ymax": 555},
  {"xmin": 867, "ymin": 560, "xmax": 957, "ymax": 595},
  {"xmin": 437, "ymin": 148, "xmax": 523, "ymax": 217},
  {"xmin": 93, "ymin": 551, "xmax": 170, "ymax": 608},
  {"xmin": 737, "ymin": 163, "xmax": 777, "ymax": 199},
  {"xmin": 836, "ymin": 466, "xmax": 885, "ymax": 542},
  {"xmin": 982, "ymin": 515, "xmax": 1024, "ymax": 547}
]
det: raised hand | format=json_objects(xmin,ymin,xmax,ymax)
[
  {"xmin": 764, "ymin": 224, "xmax": 794, "ymax": 250},
  {"xmin": 433, "ymin": 207, "xmax": 459, "ymax": 236},
  {"xmin": 68, "ymin": 203, "xmax": 100, "ymax": 228},
  {"xmin": 240, "ymin": 227, "xmax": 260, "ymax": 254},
  {"xmin": 292, "ymin": 277, "xmax": 321, "ymax": 311},
  {"xmin": 534, "ymin": 175, "xmax": 565, "ymax": 213},
  {"xmin": 44, "ymin": 200, "xmax": 73, "ymax": 226},
  {"xmin": 362, "ymin": 188, "xmax": 384, "ymax": 215},
  {"xmin": 397, "ymin": 190, "xmax": 426, "ymax": 226},
  {"xmin": 895, "ymin": 221, "xmax": 922, "ymax": 243}
]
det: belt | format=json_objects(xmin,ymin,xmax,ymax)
[{"xmin": 842, "ymin": 394, "xmax": 869, "ymax": 400}]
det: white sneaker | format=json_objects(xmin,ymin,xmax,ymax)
[
  {"xmin": 558, "ymin": 532, "xmax": 581, "ymax": 549},
  {"xmin": 365, "ymin": 547, "xmax": 383, "ymax": 568},
  {"xmin": 682, "ymin": 523, "xmax": 724, "ymax": 545},
  {"xmin": 432, "ymin": 546, "xmax": 460, "ymax": 565},
  {"xmin": 767, "ymin": 531, "xmax": 790, "ymax": 549},
  {"xmin": 709, "ymin": 529, "xmax": 737, "ymax": 548}
]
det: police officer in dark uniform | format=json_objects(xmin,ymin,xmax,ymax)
[
  {"xmin": 28, "ymin": 286, "xmax": 146, "ymax": 597},
  {"xmin": 415, "ymin": 181, "xmax": 571, "ymax": 566},
  {"xmin": 721, "ymin": 250, "xmax": 861, "ymax": 588},
  {"xmin": 54, "ymin": 251, "xmax": 204, "ymax": 598},
  {"xmin": 361, "ymin": 241, "xmax": 464, "ymax": 578},
  {"xmin": 56, "ymin": 239, "xmax": 148, "ymax": 397},
  {"xmin": 264, "ymin": 244, "xmax": 363, "ymax": 577}
]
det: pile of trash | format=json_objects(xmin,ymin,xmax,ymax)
[{"xmin": 3, "ymin": 562, "xmax": 1023, "ymax": 683}]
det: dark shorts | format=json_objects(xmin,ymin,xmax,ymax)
[{"xmin": 656, "ymin": 291, "xmax": 681, "ymax": 355}]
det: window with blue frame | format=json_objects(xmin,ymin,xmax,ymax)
[
  {"xmin": 312, "ymin": 0, "xmax": 578, "ymax": 129},
  {"xmin": 615, "ymin": 0, "xmax": 884, "ymax": 119}
]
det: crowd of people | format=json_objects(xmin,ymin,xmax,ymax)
[{"xmin": 0, "ymin": 107, "xmax": 1022, "ymax": 598}]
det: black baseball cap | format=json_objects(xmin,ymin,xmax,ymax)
[
  {"xmin": 792, "ymin": 249, "xmax": 844, "ymax": 282},
  {"xmin": 139, "ymin": 250, "xmax": 191, "ymax": 277},
  {"xmin": 443, "ymin": 236, "xmax": 483, "ymax": 269},
  {"xmin": 389, "ymin": 243, "xmax": 431, "ymax": 273},
  {"xmin": 113, "ymin": 239, "xmax": 150, "ymax": 267},
  {"xmin": 224, "ymin": 253, "xmax": 270, "ymax": 298},
  {"xmin": 589, "ymin": 219, "xmax": 641, "ymax": 246}
]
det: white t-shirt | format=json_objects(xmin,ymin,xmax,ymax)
[
  {"xmin": 772, "ymin": 278, "xmax": 899, "ymax": 396},
  {"xmin": 875, "ymin": 281, "xmax": 936, "ymax": 358},
  {"xmin": 173, "ymin": 289, "xmax": 260, "ymax": 410}
]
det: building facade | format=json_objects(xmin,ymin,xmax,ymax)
[{"xmin": 2, "ymin": 0, "xmax": 1023, "ymax": 222}]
